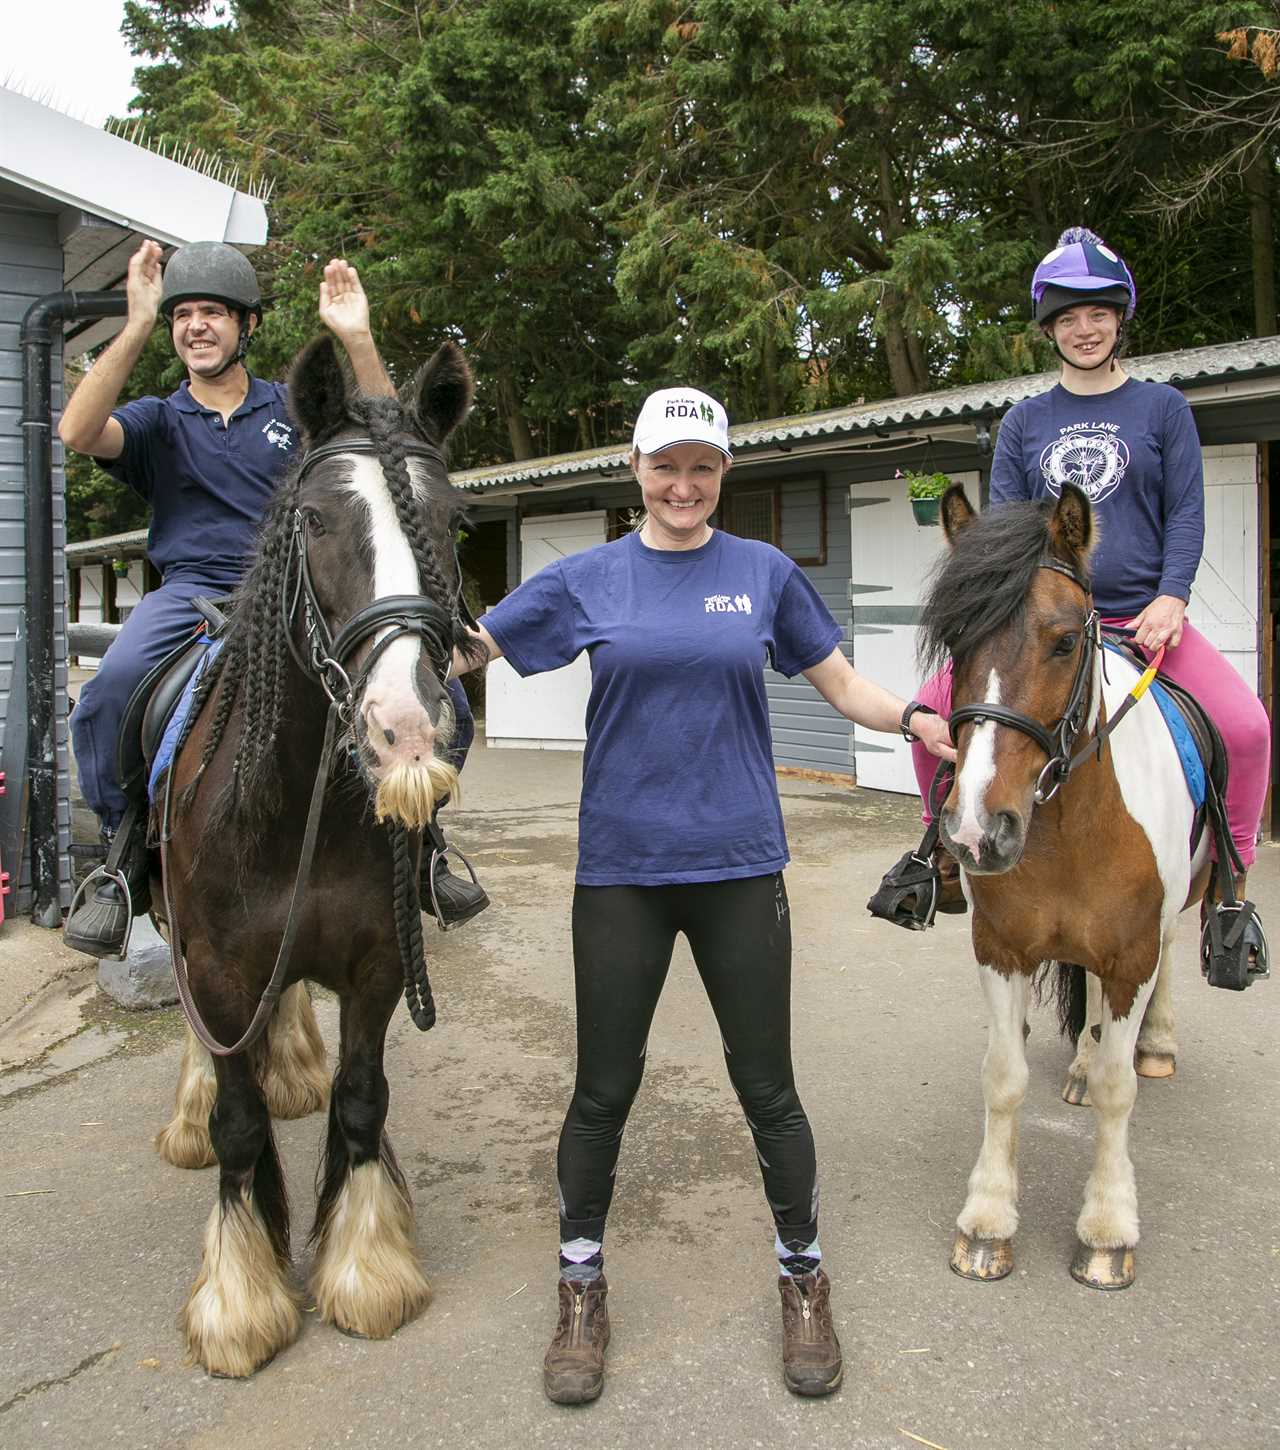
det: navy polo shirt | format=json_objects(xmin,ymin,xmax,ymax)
[{"xmin": 101, "ymin": 376, "xmax": 298, "ymax": 581}]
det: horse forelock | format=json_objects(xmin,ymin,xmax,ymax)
[{"xmin": 920, "ymin": 499, "xmax": 1058, "ymax": 675}]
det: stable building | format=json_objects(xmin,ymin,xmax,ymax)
[{"xmin": 449, "ymin": 337, "xmax": 1280, "ymax": 817}]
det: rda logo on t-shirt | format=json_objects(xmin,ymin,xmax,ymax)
[
  {"xmin": 1039, "ymin": 427, "xmax": 1129, "ymax": 504},
  {"xmin": 705, "ymin": 593, "xmax": 752, "ymax": 614},
  {"xmin": 262, "ymin": 418, "xmax": 295, "ymax": 451}
]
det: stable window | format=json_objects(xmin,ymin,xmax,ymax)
[
  {"xmin": 722, "ymin": 487, "xmax": 779, "ymax": 546},
  {"xmin": 719, "ymin": 477, "xmax": 827, "ymax": 567}
]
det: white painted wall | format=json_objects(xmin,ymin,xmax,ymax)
[
  {"xmin": 485, "ymin": 511, "xmax": 607, "ymax": 750},
  {"xmin": 848, "ymin": 473, "xmax": 979, "ymax": 792},
  {"xmin": 1192, "ymin": 443, "xmax": 1260, "ymax": 688}
]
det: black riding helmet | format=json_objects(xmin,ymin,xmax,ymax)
[{"xmin": 160, "ymin": 241, "xmax": 264, "ymax": 377}]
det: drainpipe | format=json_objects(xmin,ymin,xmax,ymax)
[{"xmin": 21, "ymin": 290, "xmax": 128, "ymax": 926}]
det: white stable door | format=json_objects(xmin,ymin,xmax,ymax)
[
  {"xmin": 1191, "ymin": 444, "xmax": 1260, "ymax": 689},
  {"xmin": 484, "ymin": 511, "xmax": 607, "ymax": 750},
  {"xmin": 848, "ymin": 474, "xmax": 979, "ymax": 792}
]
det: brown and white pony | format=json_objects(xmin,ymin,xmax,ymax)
[
  {"xmin": 927, "ymin": 483, "xmax": 1209, "ymax": 1290},
  {"xmin": 151, "ymin": 333, "xmax": 481, "ymax": 1375}
]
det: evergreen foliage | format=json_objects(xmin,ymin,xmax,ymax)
[{"xmin": 67, "ymin": 0, "xmax": 1278, "ymax": 541}]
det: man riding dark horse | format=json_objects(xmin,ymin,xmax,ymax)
[{"xmin": 61, "ymin": 239, "xmax": 487, "ymax": 956}]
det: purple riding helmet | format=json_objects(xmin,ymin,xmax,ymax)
[
  {"xmin": 1031, "ymin": 226, "xmax": 1136, "ymax": 324},
  {"xmin": 1031, "ymin": 227, "xmax": 1136, "ymax": 370}
]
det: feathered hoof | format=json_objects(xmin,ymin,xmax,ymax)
[
  {"xmin": 1061, "ymin": 1074, "xmax": 1091, "ymax": 1107},
  {"xmin": 181, "ymin": 1198, "xmax": 301, "ymax": 1377},
  {"xmin": 1070, "ymin": 1241, "xmax": 1135, "ymax": 1290},
  {"xmin": 1134, "ymin": 1050, "xmax": 1175, "ymax": 1080},
  {"xmin": 950, "ymin": 1230, "xmax": 1014, "ymax": 1281},
  {"xmin": 310, "ymin": 1160, "xmax": 431, "ymax": 1340},
  {"xmin": 155, "ymin": 1117, "xmax": 216, "ymax": 1170},
  {"xmin": 262, "ymin": 985, "xmax": 329, "ymax": 1120}
]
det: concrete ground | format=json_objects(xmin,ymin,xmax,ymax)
[{"xmin": 0, "ymin": 731, "xmax": 1277, "ymax": 1449}]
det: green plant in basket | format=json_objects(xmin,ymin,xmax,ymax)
[{"xmin": 898, "ymin": 468, "xmax": 952, "ymax": 499}]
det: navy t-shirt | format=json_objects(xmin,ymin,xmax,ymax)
[
  {"xmin": 102, "ymin": 376, "xmax": 298, "ymax": 582},
  {"xmin": 481, "ymin": 530, "xmax": 842, "ymax": 886},
  {"xmin": 989, "ymin": 378, "xmax": 1204, "ymax": 616}
]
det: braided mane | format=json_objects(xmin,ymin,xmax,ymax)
[{"xmin": 171, "ymin": 392, "xmax": 479, "ymax": 837}]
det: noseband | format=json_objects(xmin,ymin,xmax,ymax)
[
  {"xmin": 282, "ymin": 437, "xmax": 465, "ymax": 716},
  {"xmin": 947, "ymin": 558, "xmax": 1100, "ymax": 805}
]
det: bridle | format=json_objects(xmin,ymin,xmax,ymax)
[
  {"xmin": 162, "ymin": 430, "xmax": 472, "ymax": 1057},
  {"xmin": 281, "ymin": 437, "xmax": 470, "ymax": 717},
  {"xmin": 947, "ymin": 558, "xmax": 1102, "ymax": 806}
]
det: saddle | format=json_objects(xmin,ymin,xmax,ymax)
[
  {"xmin": 102, "ymin": 598, "xmax": 231, "ymax": 917},
  {"xmin": 115, "ymin": 597, "xmax": 231, "ymax": 810}
]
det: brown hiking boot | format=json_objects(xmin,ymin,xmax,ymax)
[
  {"xmin": 543, "ymin": 1276, "xmax": 610, "ymax": 1405},
  {"xmin": 933, "ymin": 843, "xmax": 967, "ymax": 914},
  {"xmin": 778, "ymin": 1269, "xmax": 842, "ymax": 1397}
]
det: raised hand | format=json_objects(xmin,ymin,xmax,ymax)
[
  {"xmin": 126, "ymin": 239, "xmax": 165, "ymax": 330},
  {"xmin": 318, "ymin": 258, "xmax": 372, "ymax": 343}
]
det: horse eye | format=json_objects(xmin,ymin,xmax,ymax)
[
  {"xmin": 1053, "ymin": 633, "xmax": 1078, "ymax": 656},
  {"xmin": 305, "ymin": 510, "xmax": 327, "ymax": 537}
]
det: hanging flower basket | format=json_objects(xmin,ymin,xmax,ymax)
[{"xmin": 899, "ymin": 469, "xmax": 952, "ymax": 527}]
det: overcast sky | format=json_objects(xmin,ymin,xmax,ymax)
[{"xmin": 6, "ymin": 1, "xmax": 217, "ymax": 126}]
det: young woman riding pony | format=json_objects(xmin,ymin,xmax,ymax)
[{"xmin": 892, "ymin": 227, "xmax": 1270, "ymax": 913}]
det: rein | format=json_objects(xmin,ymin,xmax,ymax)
[{"xmin": 160, "ymin": 434, "xmax": 464, "ymax": 1057}]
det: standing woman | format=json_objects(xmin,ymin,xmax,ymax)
[{"xmin": 454, "ymin": 388, "xmax": 953, "ymax": 1403}]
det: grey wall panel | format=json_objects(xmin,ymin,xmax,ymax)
[
  {"xmin": 766, "ymin": 477, "xmax": 856, "ymax": 777},
  {"xmin": 1, "ymin": 208, "xmax": 72, "ymax": 908}
]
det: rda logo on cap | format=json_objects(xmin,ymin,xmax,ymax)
[{"xmin": 632, "ymin": 386, "xmax": 732, "ymax": 459}]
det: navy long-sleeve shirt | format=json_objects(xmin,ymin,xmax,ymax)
[{"xmin": 989, "ymin": 378, "xmax": 1204, "ymax": 616}]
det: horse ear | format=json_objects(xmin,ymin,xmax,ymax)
[
  {"xmin": 941, "ymin": 484, "xmax": 977, "ymax": 542},
  {"xmin": 1049, "ymin": 482, "xmax": 1094, "ymax": 562},
  {"xmin": 287, "ymin": 336, "xmax": 349, "ymax": 443},
  {"xmin": 408, "ymin": 341, "xmax": 474, "ymax": 444}
]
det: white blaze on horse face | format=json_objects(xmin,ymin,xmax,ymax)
[
  {"xmin": 343, "ymin": 456, "xmax": 437, "ymax": 767},
  {"xmin": 951, "ymin": 668, "xmax": 1001, "ymax": 856}
]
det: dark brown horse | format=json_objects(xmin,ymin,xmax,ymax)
[
  {"xmin": 927, "ymin": 483, "xmax": 1214, "ymax": 1292},
  {"xmin": 151, "ymin": 333, "xmax": 481, "ymax": 1376}
]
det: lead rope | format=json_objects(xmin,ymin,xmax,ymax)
[{"xmin": 390, "ymin": 824, "xmax": 436, "ymax": 1030}]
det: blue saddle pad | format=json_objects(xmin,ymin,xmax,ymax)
[
  {"xmin": 1143, "ymin": 678, "xmax": 1206, "ymax": 809},
  {"xmin": 1103, "ymin": 643, "xmax": 1205, "ymax": 809},
  {"xmin": 148, "ymin": 637, "xmax": 224, "ymax": 801}
]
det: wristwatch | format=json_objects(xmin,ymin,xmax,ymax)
[{"xmin": 900, "ymin": 700, "xmax": 936, "ymax": 743}]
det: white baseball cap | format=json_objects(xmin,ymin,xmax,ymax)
[{"xmin": 632, "ymin": 386, "xmax": 732, "ymax": 459}]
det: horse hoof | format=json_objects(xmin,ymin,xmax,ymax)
[
  {"xmin": 1061, "ymin": 1075, "xmax": 1091, "ymax": 1107},
  {"xmin": 950, "ymin": 1231, "xmax": 1014, "ymax": 1281},
  {"xmin": 1134, "ymin": 1051, "xmax": 1175, "ymax": 1079},
  {"xmin": 1069, "ymin": 1242, "xmax": 1135, "ymax": 1290}
]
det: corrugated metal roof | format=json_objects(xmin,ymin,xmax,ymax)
[{"xmin": 454, "ymin": 335, "xmax": 1280, "ymax": 493}]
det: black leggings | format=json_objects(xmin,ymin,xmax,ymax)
[{"xmin": 557, "ymin": 873, "xmax": 819, "ymax": 1255}]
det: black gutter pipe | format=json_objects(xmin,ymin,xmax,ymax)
[{"xmin": 21, "ymin": 290, "xmax": 128, "ymax": 926}]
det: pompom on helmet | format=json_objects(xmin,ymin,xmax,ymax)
[
  {"xmin": 1031, "ymin": 227, "xmax": 1136, "ymax": 371},
  {"xmin": 159, "ymin": 241, "xmax": 264, "ymax": 378}
]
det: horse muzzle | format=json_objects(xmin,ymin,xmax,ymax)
[{"xmin": 940, "ymin": 808, "xmax": 1026, "ymax": 876}]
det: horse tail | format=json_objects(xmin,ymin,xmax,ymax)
[{"xmin": 1055, "ymin": 961, "xmax": 1089, "ymax": 1041}]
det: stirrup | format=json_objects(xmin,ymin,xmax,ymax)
[
  {"xmin": 867, "ymin": 849, "xmax": 939, "ymax": 931},
  {"xmin": 64, "ymin": 864, "xmax": 135, "ymax": 961},
  {"xmin": 1200, "ymin": 899, "xmax": 1269, "ymax": 991},
  {"xmin": 425, "ymin": 844, "xmax": 484, "ymax": 933}
]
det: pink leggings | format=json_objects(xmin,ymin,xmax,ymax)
[{"xmin": 910, "ymin": 619, "xmax": 1271, "ymax": 868}]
